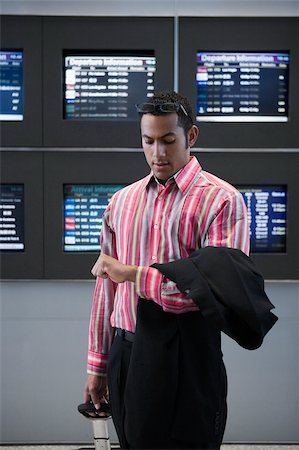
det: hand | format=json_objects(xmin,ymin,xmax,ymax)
[
  {"xmin": 84, "ymin": 374, "xmax": 109, "ymax": 417},
  {"xmin": 91, "ymin": 253, "xmax": 137, "ymax": 283}
]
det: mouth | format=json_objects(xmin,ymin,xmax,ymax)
[{"xmin": 153, "ymin": 162, "xmax": 169, "ymax": 168}]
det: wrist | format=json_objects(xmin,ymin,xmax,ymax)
[{"xmin": 126, "ymin": 265, "xmax": 138, "ymax": 282}]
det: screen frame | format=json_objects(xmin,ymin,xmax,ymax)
[
  {"xmin": 43, "ymin": 16, "xmax": 174, "ymax": 148},
  {"xmin": 0, "ymin": 151, "xmax": 44, "ymax": 279},
  {"xmin": 196, "ymin": 150, "xmax": 299, "ymax": 279},
  {"xmin": 44, "ymin": 151, "xmax": 149, "ymax": 279},
  {"xmin": 179, "ymin": 17, "xmax": 299, "ymax": 148},
  {"xmin": 0, "ymin": 16, "xmax": 43, "ymax": 147}
]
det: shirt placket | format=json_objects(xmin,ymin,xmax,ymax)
[{"xmin": 150, "ymin": 184, "xmax": 165, "ymax": 263}]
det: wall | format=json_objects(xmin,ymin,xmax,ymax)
[
  {"xmin": 0, "ymin": 280, "xmax": 98, "ymax": 444},
  {"xmin": 0, "ymin": 280, "xmax": 298, "ymax": 444}
]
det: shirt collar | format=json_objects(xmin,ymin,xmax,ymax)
[
  {"xmin": 174, "ymin": 156, "xmax": 202, "ymax": 193},
  {"xmin": 143, "ymin": 156, "xmax": 202, "ymax": 193}
]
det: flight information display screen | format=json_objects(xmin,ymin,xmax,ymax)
[
  {"xmin": 0, "ymin": 184, "xmax": 25, "ymax": 251},
  {"xmin": 196, "ymin": 52, "xmax": 289, "ymax": 122},
  {"xmin": 63, "ymin": 184, "xmax": 125, "ymax": 252},
  {"xmin": 237, "ymin": 185, "xmax": 287, "ymax": 253},
  {"xmin": 63, "ymin": 51, "xmax": 156, "ymax": 121},
  {"xmin": 0, "ymin": 50, "xmax": 24, "ymax": 121}
]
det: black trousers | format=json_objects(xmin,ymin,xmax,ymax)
[{"xmin": 107, "ymin": 333, "xmax": 222, "ymax": 450}]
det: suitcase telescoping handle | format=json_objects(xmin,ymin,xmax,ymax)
[
  {"xmin": 78, "ymin": 401, "xmax": 111, "ymax": 418},
  {"xmin": 78, "ymin": 402, "xmax": 111, "ymax": 450}
]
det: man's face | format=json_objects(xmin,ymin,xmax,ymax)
[{"xmin": 141, "ymin": 113, "xmax": 191, "ymax": 183}]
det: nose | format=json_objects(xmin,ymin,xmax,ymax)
[{"xmin": 152, "ymin": 141, "xmax": 166, "ymax": 159}]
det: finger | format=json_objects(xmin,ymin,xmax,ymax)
[
  {"xmin": 84, "ymin": 380, "xmax": 93, "ymax": 403},
  {"xmin": 98, "ymin": 411, "xmax": 110, "ymax": 417},
  {"xmin": 88, "ymin": 385, "xmax": 102, "ymax": 410},
  {"xmin": 83, "ymin": 388, "xmax": 98, "ymax": 417},
  {"xmin": 91, "ymin": 256, "xmax": 103, "ymax": 276},
  {"xmin": 84, "ymin": 390, "xmax": 91, "ymax": 404},
  {"xmin": 91, "ymin": 397, "xmax": 102, "ymax": 411},
  {"xmin": 97, "ymin": 396, "xmax": 110, "ymax": 417},
  {"xmin": 91, "ymin": 264, "xmax": 98, "ymax": 277},
  {"xmin": 91, "ymin": 261, "xmax": 109, "ymax": 278},
  {"xmin": 91, "ymin": 267, "xmax": 107, "ymax": 278},
  {"xmin": 94, "ymin": 271, "xmax": 108, "ymax": 279}
]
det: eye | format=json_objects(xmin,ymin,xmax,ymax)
[
  {"xmin": 164, "ymin": 139, "xmax": 175, "ymax": 145},
  {"xmin": 144, "ymin": 139, "xmax": 154, "ymax": 145}
]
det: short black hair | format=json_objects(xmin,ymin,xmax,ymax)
[{"xmin": 138, "ymin": 91, "xmax": 194, "ymax": 142}]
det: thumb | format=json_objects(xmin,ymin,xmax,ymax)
[
  {"xmin": 89, "ymin": 390, "xmax": 102, "ymax": 410},
  {"xmin": 84, "ymin": 378, "xmax": 101, "ymax": 408}
]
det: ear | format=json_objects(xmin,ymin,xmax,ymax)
[{"xmin": 187, "ymin": 125, "xmax": 199, "ymax": 148}]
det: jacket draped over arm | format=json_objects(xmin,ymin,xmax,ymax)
[{"xmin": 153, "ymin": 246, "xmax": 278, "ymax": 350}]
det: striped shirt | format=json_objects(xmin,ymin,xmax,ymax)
[{"xmin": 88, "ymin": 156, "xmax": 249, "ymax": 375}]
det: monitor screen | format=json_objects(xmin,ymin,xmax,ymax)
[
  {"xmin": 196, "ymin": 52, "xmax": 289, "ymax": 122},
  {"xmin": 0, "ymin": 50, "xmax": 24, "ymax": 121},
  {"xmin": 63, "ymin": 184, "xmax": 126, "ymax": 252},
  {"xmin": 63, "ymin": 51, "xmax": 156, "ymax": 121},
  {"xmin": 237, "ymin": 185, "xmax": 287, "ymax": 253},
  {"xmin": 0, "ymin": 184, "xmax": 25, "ymax": 251}
]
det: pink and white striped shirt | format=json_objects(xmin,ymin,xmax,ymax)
[{"xmin": 88, "ymin": 156, "xmax": 249, "ymax": 375}]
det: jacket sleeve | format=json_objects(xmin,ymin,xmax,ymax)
[{"xmin": 153, "ymin": 247, "xmax": 278, "ymax": 350}]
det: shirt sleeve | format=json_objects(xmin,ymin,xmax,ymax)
[
  {"xmin": 87, "ymin": 204, "xmax": 117, "ymax": 376},
  {"xmin": 135, "ymin": 266, "xmax": 199, "ymax": 313},
  {"xmin": 135, "ymin": 190, "xmax": 250, "ymax": 314},
  {"xmin": 202, "ymin": 190, "xmax": 250, "ymax": 256}
]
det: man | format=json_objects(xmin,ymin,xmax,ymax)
[{"xmin": 84, "ymin": 91, "xmax": 249, "ymax": 449}]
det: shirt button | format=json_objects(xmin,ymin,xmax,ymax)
[
  {"xmin": 151, "ymin": 256, "xmax": 156, "ymax": 260},
  {"xmin": 154, "ymin": 224, "xmax": 158, "ymax": 229}
]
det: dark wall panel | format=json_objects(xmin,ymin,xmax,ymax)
[
  {"xmin": 0, "ymin": 151, "xmax": 44, "ymax": 278},
  {"xmin": 1, "ymin": 150, "xmax": 298, "ymax": 280},
  {"xmin": 196, "ymin": 151, "xmax": 299, "ymax": 279},
  {"xmin": 0, "ymin": 16, "xmax": 43, "ymax": 147},
  {"xmin": 43, "ymin": 150, "xmax": 299, "ymax": 280},
  {"xmin": 179, "ymin": 17, "xmax": 299, "ymax": 148},
  {"xmin": 43, "ymin": 17, "xmax": 174, "ymax": 148},
  {"xmin": 44, "ymin": 151, "xmax": 149, "ymax": 278}
]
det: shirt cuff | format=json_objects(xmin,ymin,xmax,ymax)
[
  {"xmin": 135, "ymin": 266, "xmax": 164, "ymax": 303},
  {"xmin": 87, "ymin": 350, "xmax": 109, "ymax": 376}
]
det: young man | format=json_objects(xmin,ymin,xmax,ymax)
[{"xmin": 84, "ymin": 91, "xmax": 249, "ymax": 449}]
